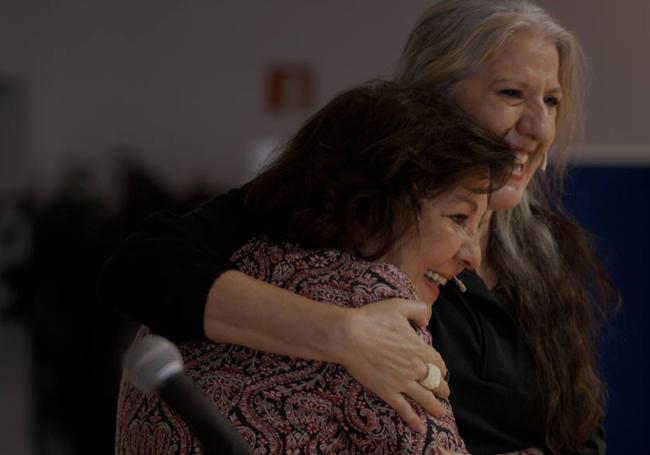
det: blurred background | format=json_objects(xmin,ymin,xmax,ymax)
[{"xmin": 0, "ymin": 0, "xmax": 648, "ymax": 453}]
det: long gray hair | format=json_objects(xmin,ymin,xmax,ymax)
[{"xmin": 394, "ymin": 1, "xmax": 617, "ymax": 452}]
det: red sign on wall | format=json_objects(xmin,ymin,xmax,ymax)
[{"xmin": 266, "ymin": 64, "xmax": 315, "ymax": 113}]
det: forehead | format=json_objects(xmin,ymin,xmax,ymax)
[
  {"xmin": 482, "ymin": 30, "xmax": 561, "ymax": 88},
  {"xmin": 432, "ymin": 185, "xmax": 488, "ymax": 212}
]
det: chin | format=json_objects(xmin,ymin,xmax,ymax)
[
  {"xmin": 415, "ymin": 283, "xmax": 440, "ymax": 303},
  {"xmin": 488, "ymin": 184, "xmax": 526, "ymax": 211}
]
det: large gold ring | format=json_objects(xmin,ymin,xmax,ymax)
[{"xmin": 418, "ymin": 363, "xmax": 442, "ymax": 390}]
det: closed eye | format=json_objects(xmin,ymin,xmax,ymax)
[
  {"xmin": 449, "ymin": 214, "xmax": 469, "ymax": 226},
  {"xmin": 499, "ymin": 88, "xmax": 523, "ymax": 99}
]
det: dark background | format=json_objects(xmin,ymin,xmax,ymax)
[{"xmin": 564, "ymin": 166, "xmax": 650, "ymax": 454}]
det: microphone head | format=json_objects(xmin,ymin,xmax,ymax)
[{"xmin": 123, "ymin": 334, "xmax": 184, "ymax": 393}]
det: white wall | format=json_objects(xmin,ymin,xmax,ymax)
[
  {"xmin": 541, "ymin": 1, "xmax": 650, "ymax": 143},
  {"xmin": 540, "ymin": 0, "xmax": 650, "ymax": 164},
  {"xmin": 9, "ymin": 0, "xmax": 434, "ymax": 196},
  {"xmin": 0, "ymin": 0, "xmax": 38, "ymax": 197},
  {"xmin": 3, "ymin": 0, "xmax": 645, "ymax": 198}
]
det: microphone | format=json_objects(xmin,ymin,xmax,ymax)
[{"xmin": 123, "ymin": 334, "xmax": 250, "ymax": 455}]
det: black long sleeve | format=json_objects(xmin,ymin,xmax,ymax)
[{"xmin": 98, "ymin": 187, "xmax": 257, "ymax": 342}]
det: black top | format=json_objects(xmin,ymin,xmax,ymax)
[
  {"xmin": 434, "ymin": 270, "xmax": 544, "ymax": 453},
  {"xmin": 99, "ymin": 186, "xmax": 604, "ymax": 455}
]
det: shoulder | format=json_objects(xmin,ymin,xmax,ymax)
[{"xmin": 231, "ymin": 238, "xmax": 416, "ymax": 305}]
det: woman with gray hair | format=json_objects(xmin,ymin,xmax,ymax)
[{"xmin": 101, "ymin": 1, "xmax": 617, "ymax": 453}]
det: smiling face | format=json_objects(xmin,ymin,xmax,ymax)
[
  {"xmin": 453, "ymin": 29, "xmax": 561, "ymax": 210},
  {"xmin": 379, "ymin": 184, "xmax": 487, "ymax": 302}
]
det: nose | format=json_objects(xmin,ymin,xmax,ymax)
[
  {"xmin": 516, "ymin": 100, "xmax": 554, "ymax": 144},
  {"xmin": 456, "ymin": 232, "xmax": 482, "ymax": 270}
]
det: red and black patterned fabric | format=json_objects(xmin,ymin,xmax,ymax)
[{"xmin": 115, "ymin": 237, "xmax": 468, "ymax": 454}]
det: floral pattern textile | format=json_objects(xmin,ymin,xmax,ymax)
[{"xmin": 115, "ymin": 237, "xmax": 468, "ymax": 454}]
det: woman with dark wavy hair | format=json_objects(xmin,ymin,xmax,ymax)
[
  {"xmin": 103, "ymin": 1, "xmax": 618, "ymax": 453},
  {"xmin": 115, "ymin": 82, "xmax": 515, "ymax": 454}
]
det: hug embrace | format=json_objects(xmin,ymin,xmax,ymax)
[{"xmin": 103, "ymin": 1, "xmax": 619, "ymax": 454}]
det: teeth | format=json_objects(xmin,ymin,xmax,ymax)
[
  {"xmin": 425, "ymin": 270, "xmax": 447, "ymax": 286},
  {"xmin": 515, "ymin": 152, "xmax": 529, "ymax": 165}
]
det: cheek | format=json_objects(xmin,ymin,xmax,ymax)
[
  {"xmin": 479, "ymin": 106, "xmax": 518, "ymax": 137},
  {"xmin": 489, "ymin": 184, "xmax": 525, "ymax": 210},
  {"xmin": 458, "ymin": 99, "xmax": 514, "ymax": 137},
  {"xmin": 547, "ymin": 121, "xmax": 558, "ymax": 144},
  {"xmin": 385, "ymin": 235, "xmax": 420, "ymax": 273},
  {"xmin": 422, "ymin": 227, "xmax": 461, "ymax": 264}
]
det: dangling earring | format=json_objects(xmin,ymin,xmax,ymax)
[
  {"xmin": 540, "ymin": 152, "xmax": 548, "ymax": 172},
  {"xmin": 453, "ymin": 276, "xmax": 467, "ymax": 293}
]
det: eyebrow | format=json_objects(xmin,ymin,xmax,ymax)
[
  {"xmin": 446, "ymin": 194, "xmax": 479, "ymax": 212},
  {"xmin": 492, "ymin": 78, "xmax": 563, "ymax": 95}
]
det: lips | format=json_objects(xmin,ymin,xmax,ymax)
[{"xmin": 511, "ymin": 149, "xmax": 533, "ymax": 178}]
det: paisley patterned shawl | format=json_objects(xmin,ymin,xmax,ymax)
[{"xmin": 115, "ymin": 236, "xmax": 468, "ymax": 454}]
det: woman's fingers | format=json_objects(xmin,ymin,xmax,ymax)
[
  {"xmin": 336, "ymin": 298, "xmax": 451, "ymax": 430},
  {"xmin": 383, "ymin": 393, "xmax": 427, "ymax": 433},
  {"xmin": 397, "ymin": 301, "xmax": 448, "ymax": 380},
  {"xmin": 424, "ymin": 350, "xmax": 448, "ymax": 384},
  {"xmin": 396, "ymin": 299, "xmax": 432, "ymax": 328},
  {"xmin": 404, "ymin": 381, "xmax": 447, "ymax": 418},
  {"xmin": 433, "ymin": 378, "xmax": 451, "ymax": 399}
]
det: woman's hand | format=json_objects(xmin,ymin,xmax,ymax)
[
  {"xmin": 205, "ymin": 273, "xmax": 449, "ymax": 432},
  {"xmin": 333, "ymin": 298, "xmax": 450, "ymax": 433}
]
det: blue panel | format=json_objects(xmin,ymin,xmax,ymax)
[{"xmin": 563, "ymin": 166, "xmax": 650, "ymax": 454}]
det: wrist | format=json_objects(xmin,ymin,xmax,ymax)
[{"xmin": 324, "ymin": 305, "xmax": 358, "ymax": 366}]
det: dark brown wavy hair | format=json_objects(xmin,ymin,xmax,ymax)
[{"xmin": 246, "ymin": 81, "xmax": 516, "ymax": 259}]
